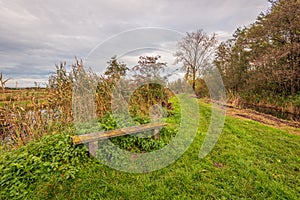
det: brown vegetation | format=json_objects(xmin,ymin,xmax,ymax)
[{"xmin": 0, "ymin": 56, "xmax": 174, "ymax": 148}]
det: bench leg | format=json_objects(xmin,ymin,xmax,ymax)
[
  {"xmin": 89, "ymin": 141, "xmax": 98, "ymax": 157},
  {"xmin": 152, "ymin": 128, "xmax": 160, "ymax": 140}
]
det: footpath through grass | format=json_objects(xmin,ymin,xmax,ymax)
[{"xmin": 1, "ymin": 100, "xmax": 300, "ymax": 199}]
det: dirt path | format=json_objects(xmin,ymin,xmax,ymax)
[{"xmin": 225, "ymin": 104, "xmax": 300, "ymax": 136}]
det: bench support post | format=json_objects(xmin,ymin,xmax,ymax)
[
  {"xmin": 152, "ymin": 128, "xmax": 160, "ymax": 140},
  {"xmin": 89, "ymin": 141, "xmax": 98, "ymax": 157}
]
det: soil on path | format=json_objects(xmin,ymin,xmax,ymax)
[{"xmin": 225, "ymin": 104, "xmax": 300, "ymax": 136}]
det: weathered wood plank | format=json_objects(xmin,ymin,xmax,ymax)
[{"xmin": 72, "ymin": 122, "xmax": 167, "ymax": 145}]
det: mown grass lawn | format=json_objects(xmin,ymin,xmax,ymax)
[{"xmin": 1, "ymin": 101, "xmax": 300, "ymax": 199}]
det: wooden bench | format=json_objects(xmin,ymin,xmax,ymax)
[{"xmin": 72, "ymin": 122, "xmax": 167, "ymax": 156}]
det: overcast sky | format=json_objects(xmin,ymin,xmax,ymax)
[{"xmin": 0, "ymin": 0, "xmax": 270, "ymax": 87}]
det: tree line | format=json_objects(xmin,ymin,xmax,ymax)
[
  {"xmin": 214, "ymin": 0, "xmax": 299, "ymax": 110},
  {"xmin": 175, "ymin": 0, "xmax": 299, "ymax": 118}
]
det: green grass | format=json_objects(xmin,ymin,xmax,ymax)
[{"xmin": 1, "ymin": 100, "xmax": 300, "ymax": 199}]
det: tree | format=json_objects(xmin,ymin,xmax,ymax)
[
  {"xmin": 174, "ymin": 30, "xmax": 217, "ymax": 91},
  {"xmin": 257, "ymin": 0, "xmax": 300, "ymax": 95},
  {"xmin": 240, "ymin": 0, "xmax": 299, "ymax": 96},
  {"xmin": 95, "ymin": 56, "xmax": 129, "ymax": 116},
  {"xmin": 215, "ymin": 27, "xmax": 253, "ymax": 94},
  {"xmin": 131, "ymin": 55, "xmax": 168, "ymax": 99},
  {"xmin": 130, "ymin": 55, "xmax": 169, "ymax": 115},
  {"xmin": 104, "ymin": 56, "xmax": 128, "ymax": 82},
  {"xmin": 214, "ymin": 0, "xmax": 300, "ymax": 112},
  {"xmin": 168, "ymin": 78, "xmax": 190, "ymax": 94},
  {"xmin": 0, "ymin": 72, "xmax": 11, "ymax": 92},
  {"xmin": 132, "ymin": 55, "xmax": 167, "ymax": 84}
]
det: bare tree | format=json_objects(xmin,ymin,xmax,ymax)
[
  {"xmin": 0, "ymin": 72, "xmax": 11, "ymax": 92},
  {"xmin": 174, "ymin": 30, "xmax": 217, "ymax": 91}
]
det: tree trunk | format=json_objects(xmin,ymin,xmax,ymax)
[
  {"xmin": 192, "ymin": 80, "xmax": 196, "ymax": 92},
  {"xmin": 192, "ymin": 68, "xmax": 196, "ymax": 92}
]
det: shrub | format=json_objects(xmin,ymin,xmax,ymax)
[{"xmin": 0, "ymin": 132, "xmax": 90, "ymax": 199}]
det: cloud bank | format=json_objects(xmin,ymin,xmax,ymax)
[{"xmin": 0, "ymin": 0, "xmax": 270, "ymax": 87}]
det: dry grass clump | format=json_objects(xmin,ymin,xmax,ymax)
[
  {"xmin": 0, "ymin": 56, "xmax": 175, "ymax": 149},
  {"xmin": 0, "ymin": 59, "xmax": 86, "ymax": 148}
]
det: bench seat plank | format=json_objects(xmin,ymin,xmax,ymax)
[{"xmin": 72, "ymin": 122, "xmax": 167, "ymax": 145}]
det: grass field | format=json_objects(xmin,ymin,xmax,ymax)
[
  {"xmin": 0, "ymin": 88, "xmax": 49, "ymax": 107},
  {"xmin": 1, "ymin": 100, "xmax": 300, "ymax": 199}
]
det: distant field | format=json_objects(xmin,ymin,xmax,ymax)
[{"xmin": 0, "ymin": 88, "xmax": 49, "ymax": 108}]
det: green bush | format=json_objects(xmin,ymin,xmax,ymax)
[
  {"xmin": 0, "ymin": 133, "xmax": 90, "ymax": 199},
  {"xmin": 96, "ymin": 97, "xmax": 181, "ymax": 153},
  {"xmin": 97, "ymin": 113, "xmax": 174, "ymax": 153}
]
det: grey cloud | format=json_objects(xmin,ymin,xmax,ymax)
[{"xmin": 0, "ymin": 0, "xmax": 270, "ymax": 87}]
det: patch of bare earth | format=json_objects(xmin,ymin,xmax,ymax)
[{"xmin": 225, "ymin": 104, "xmax": 300, "ymax": 136}]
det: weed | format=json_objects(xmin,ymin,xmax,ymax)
[{"xmin": 0, "ymin": 132, "xmax": 91, "ymax": 199}]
